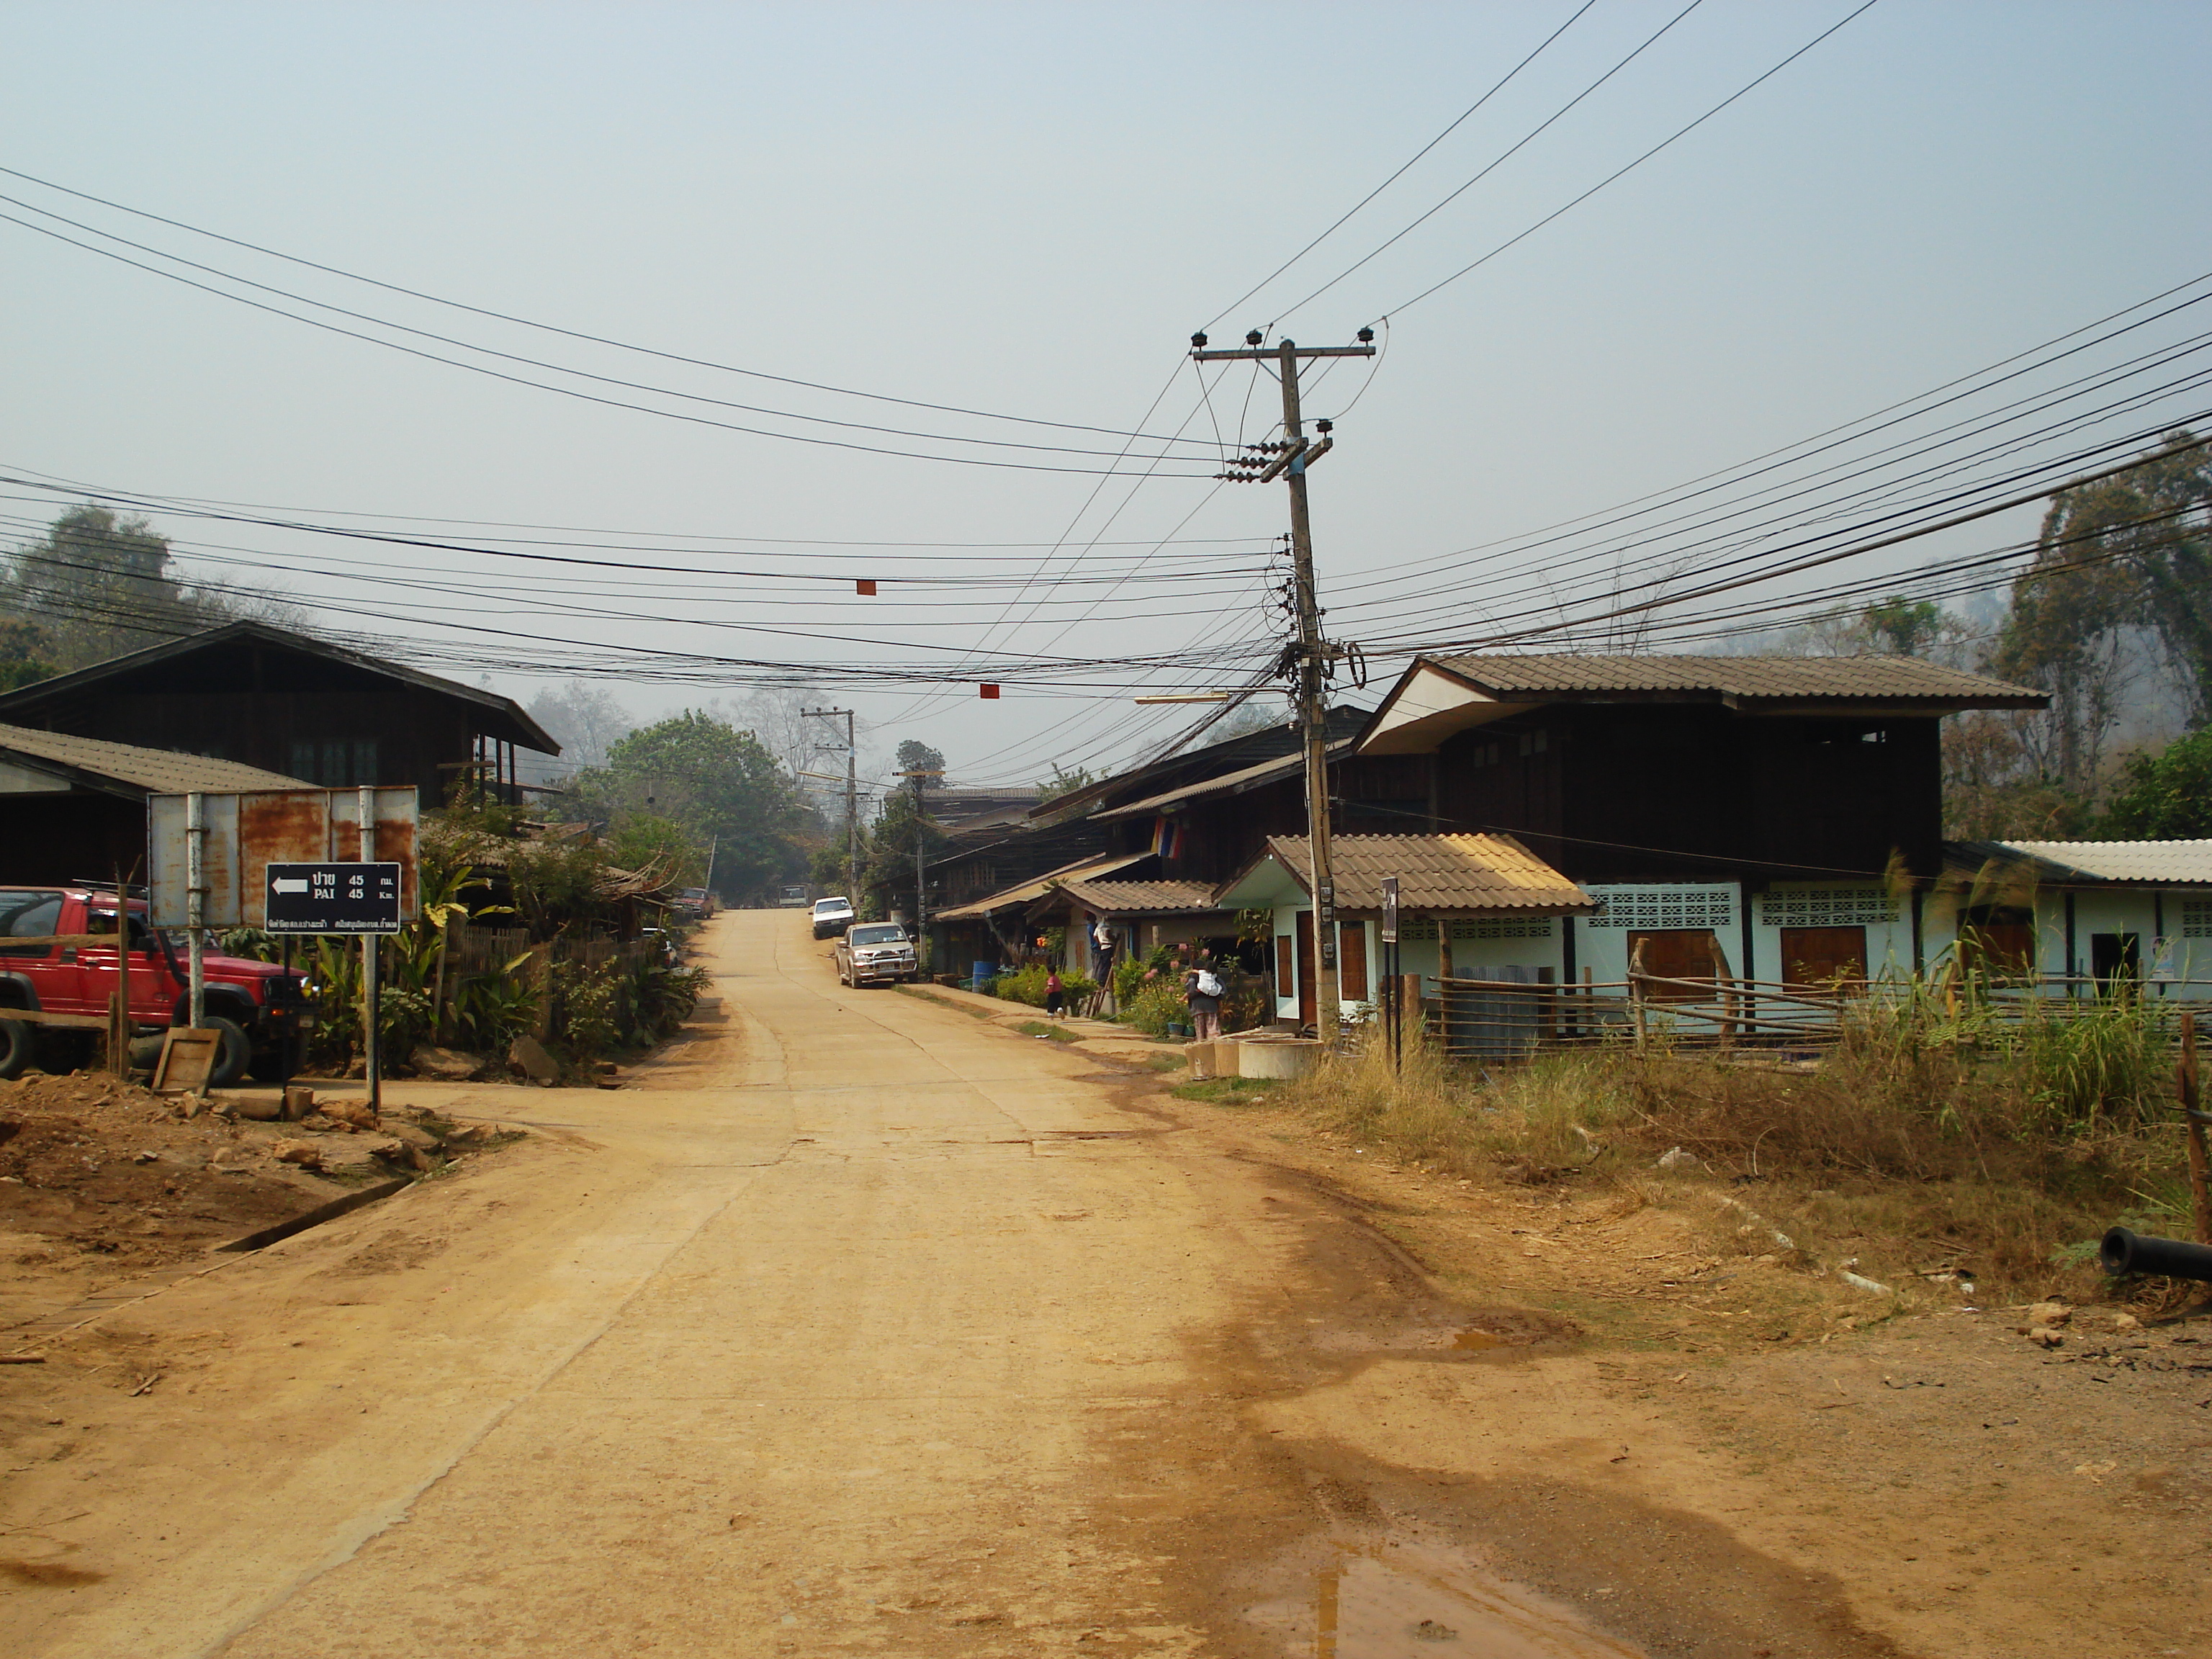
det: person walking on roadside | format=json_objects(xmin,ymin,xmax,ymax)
[
  {"xmin": 1045, "ymin": 968, "xmax": 1066, "ymax": 1020},
  {"xmin": 1184, "ymin": 952, "xmax": 1224, "ymax": 1042}
]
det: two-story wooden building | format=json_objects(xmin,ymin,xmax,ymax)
[
  {"xmin": 1328, "ymin": 653, "xmax": 2046, "ymax": 997},
  {"xmin": 0, "ymin": 620, "xmax": 559, "ymax": 807}
]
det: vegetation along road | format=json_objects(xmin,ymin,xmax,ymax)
[{"xmin": 1, "ymin": 909, "xmax": 2203, "ymax": 1657}]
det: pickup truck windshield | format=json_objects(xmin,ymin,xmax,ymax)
[{"xmin": 848, "ymin": 925, "xmax": 907, "ymax": 947}]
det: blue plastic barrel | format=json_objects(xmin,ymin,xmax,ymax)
[{"xmin": 972, "ymin": 961, "xmax": 997, "ymax": 990}]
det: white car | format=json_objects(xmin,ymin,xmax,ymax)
[
  {"xmin": 836, "ymin": 922, "xmax": 917, "ymax": 987},
  {"xmin": 811, "ymin": 895, "xmax": 856, "ymax": 940}
]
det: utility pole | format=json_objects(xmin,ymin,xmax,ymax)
[
  {"xmin": 896, "ymin": 767, "xmax": 943, "ymax": 963},
  {"xmin": 803, "ymin": 707, "xmax": 859, "ymax": 897},
  {"xmin": 1193, "ymin": 328, "xmax": 1375, "ymax": 1039}
]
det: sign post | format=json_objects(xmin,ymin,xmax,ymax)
[
  {"xmin": 263, "ymin": 856, "xmax": 400, "ymax": 1114},
  {"xmin": 1381, "ymin": 878, "xmax": 1401, "ymax": 1073},
  {"xmin": 151, "ymin": 786, "xmax": 417, "ymax": 1115}
]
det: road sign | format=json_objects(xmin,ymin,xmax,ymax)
[
  {"xmin": 149, "ymin": 788, "xmax": 418, "ymax": 927},
  {"xmin": 1381, "ymin": 876, "xmax": 1399, "ymax": 944},
  {"xmin": 264, "ymin": 862, "xmax": 403, "ymax": 934}
]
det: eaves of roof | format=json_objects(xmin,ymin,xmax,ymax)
[
  {"xmin": 0, "ymin": 720, "xmax": 313, "ymax": 796},
  {"xmin": 0, "ymin": 620, "xmax": 560, "ymax": 754},
  {"xmin": 932, "ymin": 851, "xmax": 1153, "ymax": 921}
]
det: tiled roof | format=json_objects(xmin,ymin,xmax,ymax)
[
  {"xmin": 1228, "ymin": 833, "xmax": 1591, "ymax": 914},
  {"xmin": 0, "ymin": 721, "xmax": 312, "ymax": 795},
  {"xmin": 1429, "ymin": 653, "xmax": 2044, "ymax": 705},
  {"xmin": 932, "ymin": 851, "xmax": 1151, "ymax": 920},
  {"xmin": 1046, "ymin": 878, "xmax": 1223, "ymax": 915},
  {"xmin": 1951, "ymin": 839, "xmax": 2212, "ymax": 885}
]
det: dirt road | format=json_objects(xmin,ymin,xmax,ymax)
[{"xmin": 2, "ymin": 909, "xmax": 2203, "ymax": 1657}]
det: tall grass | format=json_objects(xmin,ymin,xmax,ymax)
[{"xmin": 1266, "ymin": 997, "xmax": 2193, "ymax": 1297}]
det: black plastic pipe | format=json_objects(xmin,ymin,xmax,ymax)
[{"xmin": 2100, "ymin": 1226, "xmax": 2212, "ymax": 1283}]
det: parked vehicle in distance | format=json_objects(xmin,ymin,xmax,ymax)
[
  {"xmin": 811, "ymin": 895, "xmax": 855, "ymax": 940},
  {"xmin": 835, "ymin": 922, "xmax": 917, "ymax": 987},
  {"xmin": 0, "ymin": 885, "xmax": 311, "ymax": 1084},
  {"xmin": 776, "ymin": 885, "xmax": 810, "ymax": 909},
  {"xmin": 670, "ymin": 887, "xmax": 716, "ymax": 922}
]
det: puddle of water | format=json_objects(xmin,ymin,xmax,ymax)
[
  {"xmin": 1312, "ymin": 1542, "xmax": 1642, "ymax": 1658},
  {"xmin": 1449, "ymin": 1330, "xmax": 1501, "ymax": 1352},
  {"xmin": 1, "ymin": 1559, "xmax": 107, "ymax": 1587}
]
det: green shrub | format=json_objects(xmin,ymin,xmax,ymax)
[
  {"xmin": 989, "ymin": 964, "xmax": 1097, "ymax": 1007},
  {"xmin": 1121, "ymin": 977, "xmax": 1191, "ymax": 1036}
]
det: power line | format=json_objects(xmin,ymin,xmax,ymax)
[
  {"xmin": 0, "ymin": 163, "xmax": 1223, "ymax": 450},
  {"xmin": 1268, "ymin": 0, "xmax": 1707, "ymax": 325},
  {"xmin": 1363, "ymin": 0, "xmax": 1882, "ymax": 325},
  {"xmin": 1200, "ymin": 0, "xmax": 1598, "ymax": 331},
  {"xmin": 0, "ymin": 208, "xmax": 1218, "ymax": 479}
]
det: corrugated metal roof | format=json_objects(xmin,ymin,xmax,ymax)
[
  {"xmin": 932, "ymin": 851, "xmax": 1152, "ymax": 920},
  {"xmin": 0, "ymin": 721, "xmax": 312, "ymax": 795},
  {"xmin": 1094, "ymin": 744, "xmax": 1349, "ymax": 822},
  {"xmin": 1044, "ymin": 878, "xmax": 1223, "ymax": 915},
  {"xmin": 1429, "ymin": 653, "xmax": 2046, "ymax": 705},
  {"xmin": 1224, "ymin": 833, "xmax": 1591, "ymax": 914},
  {"xmin": 1958, "ymin": 839, "xmax": 2212, "ymax": 885}
]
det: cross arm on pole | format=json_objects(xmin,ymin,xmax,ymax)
[{"xmin": 1191, "ymin": 345, "xmax": 1375, "ymax": 362}]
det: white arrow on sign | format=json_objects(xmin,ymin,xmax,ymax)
[{"xmin": 271, "ymin": 878, "xmax": 310, "ymax": 894}]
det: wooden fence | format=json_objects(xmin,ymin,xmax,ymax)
[{"xmin": 1431, "ymin": 970, "xmax": 2212, "ymax": 1059}]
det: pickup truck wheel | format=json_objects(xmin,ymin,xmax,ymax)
[
  {"xmin": 248, "ymin": 1031, "xmax": 304, "ymax": 1084},
  {"xmin": 0, "ymin": 1017, "xmax": 33, "ymax": 1080},
  {"xmin": 203, "ymin": 1016, "xmax": 252, "ymax": 1088}
]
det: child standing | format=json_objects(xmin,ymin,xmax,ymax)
[{"xmin": 1045, "ymin": 968, "xmax": 1066, "ymax": 1020}]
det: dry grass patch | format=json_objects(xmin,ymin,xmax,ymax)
[{"xmin": 1264, "ymin": 1026, "xmax": 2194, "ymax": 1305}]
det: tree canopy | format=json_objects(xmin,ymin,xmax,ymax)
[
  {"xmin": 569, "ymin": 711, "xmax": 811, "ymax": 902},
  {"xmin": 2098, "ymin": 727, "xmax": 2212, "ymax": 838},
  {"xmin": 1, "ymin": 504, "xmax": 305, "ymax": 675}
]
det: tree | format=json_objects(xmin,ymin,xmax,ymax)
[
  {"xmin": 2099, "ymin": 727, "xmax": 2212, "ymax": 838},
  {"xmin": 526, "ymin": 681, "xmax": 636, "ymax": 772},
  {"xmin": 569, "ymin": 711, "xmax": 809, "ymax": 903},
  {"xmin": 895, "ymin": 739, "xmax": 945, "ymax": 778},
  {"xmin": 1, "ymin": 504, "xmax": 310, "ymax": 673},
  {"xmin": 1038, "ymin": 762, "xmax": 1098, "ymax": 801},
  {"xmin": 855, "ymin": 783, "xmax": 946, "ymax": 922},
  {"xmin": 1862, "ymin": 596, "xmax": 1946, "ymax": 656},
  {"xmin": 1990, "ymin": 431, "xmax": 2212, "ymax": 792},
  {"xmin": 0, "ymin": 620, "xmax": 57, "ymax": 693}
]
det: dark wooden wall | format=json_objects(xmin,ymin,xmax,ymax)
[
  {"xmin": 1436, "ymin": 706, "xmax": 1941, "ymax": 881},
  {"xmin": 0, "ymin": 796, "xmax": 149, "ymax": 886},
  {"xmin": 61, "ymin": 690, "xmax": 475, "ymax": 801}
]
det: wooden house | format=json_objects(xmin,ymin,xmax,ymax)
[
  {"xmin": 1341, "ymin": 653, "xmax": 2047, "ymax": 994},
  {"xmin": 0, "ymin": 721, "xmax": 307, "ymax": 884},
  {"xmin": 1938, "ymin": 839, "xmax": 2212, "ymax": 992},
  {"xmin": 0, "ymin": 621, "xmax": 559, "ymax": 807}
]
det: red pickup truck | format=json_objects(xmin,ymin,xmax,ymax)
[{"xmin": 0, "ymin": 885, "xmax": 313, "ymax": 1086}]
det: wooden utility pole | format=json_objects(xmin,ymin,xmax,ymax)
[
  {"xmin": 1192, "ymin": 329, "xmax": 1375, "ymax": 1038},
  {"xmin": 2182, "ymin": 1010, "xmax": 2211, "ymax": 1246},
  {"xmin": 896, "ymin": 767, "xmax": 944, "ymax": 966},
  {"xmin": 804, "ymin": 707, "xmax": 860, "ymax": 897}
]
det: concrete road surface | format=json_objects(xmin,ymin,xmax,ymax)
[{"xmin": 4, "ymin": 909, "xmax": 1896, "ymax": 1658}]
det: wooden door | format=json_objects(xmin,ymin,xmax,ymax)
[
  {"xmin": 1779, "ymin": 926, "xmax": 1868, "ymax": 989},
  {"xmin": 1295, "ymin": 910, "xmax": 1316, "ymax": 1030},
  {"xmin": 1339, "ymin": 921, "xmax": 1368, "ymax": 1002},
  {"xmin": 1627, "ymin": 929, "xmax": 1724, "ymax": 1001},
  {"xmin": 1959, "ymin": 923, "xmax": 2034, "ymax": 978},
  {"xmin": 1274, "ymin": 933, "xmax": 1293, "ymax": 1013}
]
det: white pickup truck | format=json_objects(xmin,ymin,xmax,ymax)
[
  {"xmin": 835, "ymin": 923, "xmax": 917, "ymax": 987},
  {"xmin": 811, "ymin": 895, "xmax": 855, "ymax": 940}
]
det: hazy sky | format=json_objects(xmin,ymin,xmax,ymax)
[{"xmin": 5, "ymin": 1, "xmax": 2209, "ymax": 795}]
